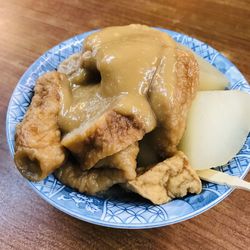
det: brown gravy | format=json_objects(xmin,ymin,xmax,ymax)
[{"xmin": 58, "ymin": 24, "xmax": 177, "ymax": 134}]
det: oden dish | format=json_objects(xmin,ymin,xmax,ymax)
[{"xmin": 14, "ymin": 24, "xmax": 239, "ymax": 205}]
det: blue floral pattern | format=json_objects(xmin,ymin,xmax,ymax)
[{"xmin": 6, "ymin": 28, "xmax": 250, "ymax": 229}]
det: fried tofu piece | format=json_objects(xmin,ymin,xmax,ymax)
[
  {"xmin": 14, "ymin": 72, "xmax": 67, "ymax": 181},
  {"xmin": 56, "ymin": 143, "xmax": 139, "ymax": 194},
  {"xmin": 95, "ymin": 142, "xmax": 139, "ymax": 180},
  {"xmin": 61, "ymin": 110, "xmax": 144, "ymax": 170},
  {"xmin": 126, "ymin": 151, "xmax": 201, "ymax": 204},
  {"xmin": 148, "ymin": 47, "xmax": 199, "ymax": 157},
  {"xmin": 55, "ymin": 156, "xmax": 135, "ymax": 195}
]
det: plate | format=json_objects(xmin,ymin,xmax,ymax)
[{"xmin": 6, "ymin": 28, "xmax": 250, "ymax": 229}]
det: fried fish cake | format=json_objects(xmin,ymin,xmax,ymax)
[
  {"xmin": 14, "ymin": 72, "xmax": 67, "ymax": 181},
  {"xmin": 55, "ymin": 144, "xmax": 139, "ymax": 194},
  {"xmin": 61, "ymin": 109, "xmax": 144, "ymax": 169}
]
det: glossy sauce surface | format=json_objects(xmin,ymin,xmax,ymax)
[{"xmin": 58, "ymin": 25, "xmax": 177, "ymax": 133}]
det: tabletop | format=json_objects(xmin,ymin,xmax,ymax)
[{"xmin": 0, "ymin": 0, "xmax": 250, "ymax": 249}]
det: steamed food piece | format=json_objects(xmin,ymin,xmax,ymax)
[
  {"xmin": 55, "ymin": 159, "xmax": 134, "ymax": 194},
  {"xmin": 179, "ymin": 90, "xmax": 250, "ymax": 170},
  {"xmin": 61, "ymin": 109, "xmax": 145, "ymax": 170},
  {"xmin": 194, "ymin": 53, "xmax": 228, "ymax": 91},
  {"xmin": 95, "ymin": 143, "xmax": 139, "ymax": 180},
  {"xmin": 148, "ymin": 47, "xmax": 199, "ymax": 157},
  {"xmin": 126, "ymin": 151, "xmax": 202, "ymax": 204},
  {"xmin": 14, "ymin": 72, "xmax": 66, "ymax": 181}
]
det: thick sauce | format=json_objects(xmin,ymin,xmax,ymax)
[{"xmin": 58, "ymin": 24, "xmax": 177, "ymax": 134}]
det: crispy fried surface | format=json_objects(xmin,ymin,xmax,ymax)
[
  {"xmin": 148, "ymin": 48, "xmax": 199, "ymax": 157},
  {"xmin": 61, "ymin": 110, "xmax": 144, "ymax": 169},
  {"xmin": 126, "ymin": 151, "xmax": 201, "ymax": 204},
  {"xmin": 14, "ymin": 72, "xmax": 66, "ymax": 181}
]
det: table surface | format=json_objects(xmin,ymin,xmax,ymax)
[{"xmin": 0, "ymin": 0, "xmax": 250, "ymax": 249}]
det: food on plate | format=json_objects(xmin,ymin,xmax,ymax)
[
  {"xmin": 126, "ymin": 151, "xmax": 201, "ymax": 204},
  {"xmin": 14, "ymin": 24, "xmax": 249, "ymax": 205},
  {"xmin": 179, "ymin": 90, "xmax": 250, "ymax": 169},
  {"xmin": 148, "ymin": 47, "xmax": 199, "ymax": 157},
  {"xmin": 179, "ymin": 44, "xmax": 229, "ymax": 90},
  {"xmin": 194, "ymin": 53, "xmax": 228, "ymax": 91},
  {"xmin": 61, "ymin": 108, "xmax": 145, "ymax": 169},
  {"xmin": 14, "ymin": 72, "xmax": 66, "ymax": 181},
  {"xmin": 56, "ymin": 160, "xmax": 130, "ymax": 195},
  {"xmin": 94, "ymin": 143, "xmax": 139, "ymax": 180}
]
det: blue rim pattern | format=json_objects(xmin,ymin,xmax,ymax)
[{"xmin": 6, "ymin": 28, "xmax": 250, "ymax": 229}]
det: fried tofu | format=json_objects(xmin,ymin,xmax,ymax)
[
  {"xmin": 14, "ymin": 72, "xmax": 67, "ymax": 181},
  {"xmin": 126, "ymin": 151, "xmax": 201, "ymax": 204}
]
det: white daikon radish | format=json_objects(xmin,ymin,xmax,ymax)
[
  {"xmin": 179, "ymin": 44, "xmax": 229, "ymax": 90},
  {"xmin": 195, "ymin": 54, "xmax": 229, "ymax": 91},
  {"xmin": 179, "ymin": 90, "xmax": 250, "ymax": 170}
]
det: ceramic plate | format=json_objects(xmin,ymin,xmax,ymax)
[{"xmin": 6, "ymin": 28, "xmax": 250, "ymax": 229}]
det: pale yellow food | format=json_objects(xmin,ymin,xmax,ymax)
[
  {"xmin": 179, "ymin": 90, "xmax": 250, "ymax": 170},
  {"xmin": 14, "ymin": 72, "xmax": 66, "ymax": 181},
  {"xmin": 195, "ymin": 53, "xmax": 228, "ymax": 91},
  {"xmin": 126, "ymin": 151, "xmax": 202, "ymax": 204}
]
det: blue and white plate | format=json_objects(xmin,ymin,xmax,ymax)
[{"xmin": 6, "ymin": 28, "xmax": 250, "ymax": 229}]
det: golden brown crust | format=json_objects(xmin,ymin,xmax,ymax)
[
  {"xmin": 126, "ymin": 151, "xmax": 202, "ymax": 205},
  {"xmin": 149, "ymin": 48, "xmax": 199, "ymax": 157},
  {"xmin": 61, "ymin": 110, "xmax": 144, "ymax": 170},
  {"xmin": 14, "ymin": 26, "xmax": 201, "ymax": 205},
  {"xmin": 14, "ymin": 72, "xmax": 66, "ymax": 181}
]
